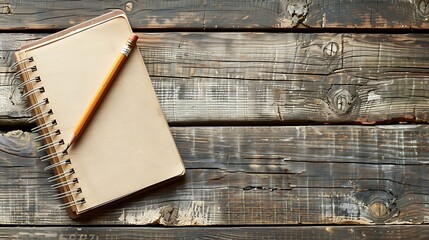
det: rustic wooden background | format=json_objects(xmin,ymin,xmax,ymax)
[{"xmin": 1, "ymin": 0, "xmax": 429, "ymax": 239}]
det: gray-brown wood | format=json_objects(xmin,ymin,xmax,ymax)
[
  {"xmin": 2, "ymin": 33, "xmax": 429, "ymax": 125},
  {"xmin": 1, "ymin": 126, "xmax": 428, "ymax": 225},
  {"xmin": 2, "ymin": 0, "xmax": 428, "ymax": 238},
  {"xmin": 0, "ymin": 0, "xmax": 428, "ymax": 30},
  {"xmin": 1, "ymin": 225, "xmax": 429, "ymax": 239}
]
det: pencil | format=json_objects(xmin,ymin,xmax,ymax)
[{"xmin": 65, "ymin": 34, "xmax": 139, "ymax": 151}]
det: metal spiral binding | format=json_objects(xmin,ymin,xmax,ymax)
[
  {"xmin": 11, "ymin": 76, "xmax": 41, "ymax": 100},
  {"xmin": 53, "ymin": 188, "xmax": 82, "ymax": 200},
  {"xmin": 28, "ymin": 109, "xmax": 53, "ymax": 123},
  {"xmin": 31, "ymin": 119, "xmax": 56, "ymax": 133},
  {"xmin": 58, "ymin": 198, "xmax": 86, "ymax": 210},
  {"xmin": 10, "ymin": 65, "xmax": 37, "ymax": 82},
  {"xmin": 40, "ymin": 150, "xmax": 67, "ymax": 162},
  {"xmin": 48, "ymin": 168, "xmax": 74, "ymax": 182},
  {"xmin": 25, "ymin": 98, "xmax": 49, "ymax": 113},
  {"xmin": 52, "ymin": 178, "xmax": 78, "ymax": 189},
  {"xmin": 33, "ymin": 129, "xmax": 61, "ymax": 142},
  {"xmin": 44, "ymin": 159, "xmax": 71, "ymax": 171},
  {"xmin": 17, "ymin": 76, "xmax": 41, "ymax": 89},
  {"xmin": 21, "ymin": 86, "xmax": 44, "ymax": 100},
  {"xmin": 9, "ymin": 59, "xmax": 38, "ymax": 106},
  {"xmin": 9, "ymin": 57, "xmax": 33, "ymax": 70},
  {"xmin": 13, "ymin": 57, "xmax": 83, "ymax": 210},
  {"xmin": 38, "ymin": 139, "xmax": 64, "ymax": 152},
  {"xmin": 10, "ymin": 66, "xmax": 37, "ymax": 96}
]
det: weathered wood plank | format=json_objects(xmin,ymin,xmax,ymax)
[
  {"xmin": 1, "ymin": 225, "xmax": 429, "ymax": 239},
  {"xmin": 0, "ymin": 0, "xmax": 428, "ymax": 30},
  {"xmin": 2, "ymin": 33, "xmax": 429, "ymax": 125},
  {"xmin": 0, "ymin": 126, "xmax": 428, "ymax": 225}
]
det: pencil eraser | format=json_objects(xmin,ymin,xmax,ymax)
[{"xmin": 130, "ymin": 34, "xmax": 138, "ymax": 42}]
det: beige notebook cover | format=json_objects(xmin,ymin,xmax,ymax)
[{"xmin": 13, "ymin": 10, "xmax": 185, "ymax": 217}]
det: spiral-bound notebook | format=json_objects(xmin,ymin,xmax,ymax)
[{"xmin": 13, "ymin": 10, "xmax": 185, "ymax": 218}]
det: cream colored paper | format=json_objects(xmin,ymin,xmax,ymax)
[{"xmin": 14, "ymin": 11, "xmax": 185, "ymax": 215}]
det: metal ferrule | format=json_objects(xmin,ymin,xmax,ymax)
[{"xmin": 121, "ymin": 40, "xmax": 133, "ymax": 57}]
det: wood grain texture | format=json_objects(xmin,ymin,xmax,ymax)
[
  {"xmin": 0, "ymin": 34, "xmax": 38, "ymax": 125},
  {"xmin": 1, "ymin": 225, "xmax": 429, "ymax": 239},
  {"xmin": 2, "ymin": 1, "xmax": 428, "ymax": 238},
  {"xmin": 0, "ymin": 0, "xmax": 428, "ymax": 30},
  {"xmin": 2, "ymin": 32, "xmax": 429, "ymax": 125},
  {"xmin": 0, "ymin": 126, "xmax": 428, "ymax": 225},
  {"xmin": 145, "ymin": 32, "xmax": 429, "ymax": 124}
]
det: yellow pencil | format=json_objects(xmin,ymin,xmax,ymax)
[{"xmin": 65, "ymin": 34, "xmax": 138, "ymax": 151}]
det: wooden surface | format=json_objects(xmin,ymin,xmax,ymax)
[
  {"xmin": 2, "ymin": 32, "xmax": 429, "ymax": 125},
  {"xmin": 1, "ymin": 126, "xmax": 429, "ymax": 225},
  {"xmin": 1, "ymin": 1, "xmax": 429, "ymax": 239},
  {"xmin": 1, "ymin": 0, "xmax": 429, "ymax": 30},
  {"xmin": 1, "ymin": 226, "xmax": 429, "ymax": 239}
]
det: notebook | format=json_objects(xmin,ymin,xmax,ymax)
[{"xmin": 12, "ymin": 10, "xmax": 185, "ymax": 218}]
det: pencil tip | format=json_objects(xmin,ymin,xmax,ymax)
[
  {"xmin": 65, "ymin": 136, "xmax": 73, "ymax": 151},
  {"xmin": 66, "ymin": 135, "xmax": 75, "ymax": 151}
]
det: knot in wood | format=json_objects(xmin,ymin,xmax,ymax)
[
  {"xmin": 125, "ymin": 1, "xmax": 134, "ymax": 12},
  {"xmin": 369, "ymin": 202, "xmax": 388, "ymax": 218},
  {"xmin": 323, "ymin": 42, "xmax": 339, "ymax": 57},
  {"xmin": 417, "ymin": 0, "xmax": 429, "ymax": 17},
  {"xmin": 1, "ymin": 5, "xmax": 12, "ymax": 15},
  {"xmin": 286, "ymin": 0, "xmax": 309, "ymax": 26},
  {"xmin": 328, "ymin": 88, "xmax": 352, "ymax": 115},
  {"xmin": 160, "ymin": 205, "xmax": 179, "ymax": 225},
  {"xmin": 352, "ymin": 190, "xmax": 399, "ymax": 223}
]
